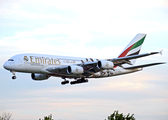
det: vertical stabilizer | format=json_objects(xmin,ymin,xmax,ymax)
[{"xmin": 118, "ymin": 33, "xmax": 146, "ymax": 65}]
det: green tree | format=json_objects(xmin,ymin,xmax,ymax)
[
  {"xmin": 106, "ymin": 110, "xmax": 135, "ymax": 120},
  {"xmin": 39, "ymin": 114, "xmax": 54, "ymax": 120}
]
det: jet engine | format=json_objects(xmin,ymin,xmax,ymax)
[
  {"xmin": 31, "ymin": 73, "xmax": 49, "ymax": 80},
  {"xmin": 97, "ymin": 61, "xmax": 114, "ymax": 69},
  {"xmin": 67, "ymin": 66, "xmax": 84, "ymax": 74}
]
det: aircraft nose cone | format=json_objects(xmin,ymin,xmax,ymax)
[{"xmin": 3, "ymin": 61, "xmax": 9, "ymax": 70}]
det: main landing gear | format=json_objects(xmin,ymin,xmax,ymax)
[
  {"xmin": 61, "ymin": 77, "xmax": 69, "ymax": 85},
  {"xmin": 61, "ymin": 80, "xmax": 69, "ymax": 85},
  {"xmin": 70, "ymin": 78, "xmax": 88, "ymax": 85},
  {"xmin": 11, "ymin": 71, "xmax": 16, "ymax": 79},
  {"xmin": 61, "ymin": 77, "xmax": 88, "ymax": 85}
]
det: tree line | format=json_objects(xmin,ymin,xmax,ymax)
[{"xmin": 0, "ymin": 111, "xmax": 135, "ymax": 120}]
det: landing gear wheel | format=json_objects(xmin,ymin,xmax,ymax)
[
  {"xmin": 61, "ymin": 80, "xmax": 69, "ymax": 85},
  {"xmin": 70, "ymin": 78, "xmax": 89, "ymax": 85},
  {"xmin": 12, "ymin": 76, "xmax": 16, "ymax": 79},
  {"xmin": 84, "ymin": 79, "xmax": 88, "ymax": 82}
]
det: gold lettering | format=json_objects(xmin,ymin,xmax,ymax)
[
  {"xmin": 35, "ymin": 57, "xmax": 43, "ymax": 63},
  {"xmin": 58, "ymin": 59, "xmax": 61, "ymax": 65},
  {"xmin": 45, "ymin": 58, "xmax": 49, "ymax": 64},
  {"xmin": 51, "ymin": 58, "xmax": 53, "ymax": 64},
  {"xmin": 30, "ymin": 56, "xmax": 35, "ymax": 63},
  {"xmin": 29, "ymin": 56, "xmax": 62, "ymax": 65},
  {"xmin": 54, "ymin": 59, "xmax": 61, "ymax": 65},
  {"xmin": 54, "ymin": 59, "xmax": 57, "ymax": 65},
  {"xmin": 47, "ymin": 59, "xmax": 51, "ymax": 64},
  {"xmin": 71, "ymin": 60, "xmax": 75, "ymax": 63},
  {"xmin": 41, "ymin": 57, "xmax": 45, "ymax": 64}
]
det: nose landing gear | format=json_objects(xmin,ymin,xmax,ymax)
[
  {"xmin": 11, "ymin": 71, "xmax": 16, "ymax": 79},
  {"xmin": 12, "ymin": 76, "xmax": 16, "ymax": 79}
]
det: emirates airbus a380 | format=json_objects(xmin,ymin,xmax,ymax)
[{"xmin": 3, "ymin": 34, "xmax": 165, "ymax": 85}]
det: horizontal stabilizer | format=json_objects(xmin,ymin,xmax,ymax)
[
  {"xmin": 124, "ymin": 62, "xmax": 166, "ymax": 69},
  {"xmin": 108, "ymin": 51, "xmax": 162, "ymax": 66}
]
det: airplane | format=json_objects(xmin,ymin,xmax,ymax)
[{"xmin": 3, "ymin": 33, "xmax": 166, "ymax": 85}]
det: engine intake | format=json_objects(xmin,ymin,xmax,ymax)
[
  {"xmin": 67, "ymin": 66, "xmax": 84, "ymax": 74},
  {"xmin": 31, "ymin": 73, "xmax": 49, "ymax": 80},
  {"xmin": 98, "ymin": 61, "xmax": 114, "ymax": 69}
]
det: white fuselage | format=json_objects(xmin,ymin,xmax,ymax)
[{"xmin": 3, "ymin": 53, "xmax": 142, "ymax": 79}]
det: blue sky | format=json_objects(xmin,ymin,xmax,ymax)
[{"xmin": 0, "ymin": 0, "xmax": 168, "ymax": 120}]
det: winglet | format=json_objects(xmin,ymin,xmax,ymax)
[{"xmin": 159, "ymin": 50, "xmax": 163, "ymax": 55}]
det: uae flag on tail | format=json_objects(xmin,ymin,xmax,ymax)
[{"xmin": 118, "ymin": 34, "xmax": 146, "ymax": 65}]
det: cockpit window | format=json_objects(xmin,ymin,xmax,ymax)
[{"xmin": 8, "ymin": 59, "xmax": 14, "ymax": 61}]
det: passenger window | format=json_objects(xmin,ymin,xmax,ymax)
[{"xmin": 8, "ymin": 59, "xmax": 14, "ymax": 61}]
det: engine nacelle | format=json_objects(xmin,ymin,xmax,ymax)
[
  {"xmin": 67, "ymin": 66, "xmax": 84, "ymax": 74},
  {"xmin": 31, "ymin": 73, "xmax": 49, "ymax": 80},
  {"xmin": 97, "ymin": 61, "xmax": 114, "ymax": 69}
]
